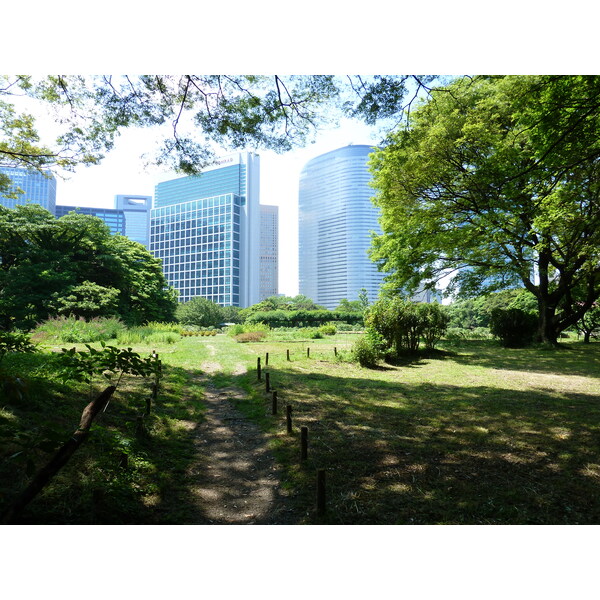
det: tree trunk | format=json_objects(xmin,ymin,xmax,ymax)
[
  {"xmin": 584, "ymin": 331, "xmax": 591, "ymax": 343},
  {"xmin": 536, "ymin": 299, "xmax": 559, "ymax": 346}
]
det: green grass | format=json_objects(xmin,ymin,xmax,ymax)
[
  {"xmin": 201, "ymin": 335, "xmax": 600, "ymax": 524},
  {"xmin": 1, "ymin": 331, "xmax": 599, "ymax": 524}
]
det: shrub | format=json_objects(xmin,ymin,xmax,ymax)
[
  {"xmin": 227, "ymin": 322, "xmax": 270, "ymax": 337},
  {"xmin": 351, "ymin": 333, "xmax": 383, "ymax": 368},
  {"xmin": 318, "ymin": 324, "xmax": 337, "ymax": 336},
  {"xmin": 490, "ymin": 308, "xmax": 538, "ymax": 347},
  {"xmin": 365, "ymin": 297, "xmax": 449, "ymax": 356},
  {"xmin": 234, "ymin": 331, "xmax": 267, "ymax": 343}
]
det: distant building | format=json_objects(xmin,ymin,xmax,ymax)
[
  {"xmin": 298, "ymin": 145, "xmax": 386, "ymax": 310},
  {"xmin": 150, "ymin": 152, "xmax": 263, "ymax": 307},
  {"xmin": 259, "ymin": 204, "xmax": 278, "ymax": 300},
  {"xmin": 0, "ymin": 166, "xmax": 57, "ymax": 213},
  {"xmin": 55, "ymin": 195, "xmax": 151, "ymax": 247}
]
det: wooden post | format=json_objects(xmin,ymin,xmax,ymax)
[
  {"xmin": 307, "ymin": 347, "xmax": 310, "ymax": 358},
  {"xmin": 265, "ymin": 352, "xmax": 269, "ymax": 366},
  {"xmin": 272, "ymin": 390, "xmax": 278, "ymax": 415},
  {"xmin": 286, "ymin": 404, "xmax": 293, "ymax": 434},
  {"xmin": 287, "ymin": 349, "xmax": 290, "ymax": 361},
  {"xmin": 257, "ymin": 357, "xmax": 261, "ymax": 381},
  {"xmin": 301, "ymin": 426, "xmax": 308, "ymax": 461},
  {"xmin": 265, "ymin": 372, "xmax": 270, "ymax": 393},
  {"xmin": 317, "ymin": 469, "xmax": 326, "ymax": 516},
  {"xmin": 334, "ymin": 347, "xmax": 337, "ymax": 357}
]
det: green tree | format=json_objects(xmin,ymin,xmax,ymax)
[
  {"xmin": 0, "ymin": 205, "xmax": 176, "ymax": 329},
  {"xmin": 334, "ymin": 298, "xmax": 363, "ymax": 312},
  {"xmin": 371, "ymin": 76, "xmax": 600, "ymax": 345},
  {"xmin": 50, "ymin": 280, "xmax": 120, "ymax": 320},
  {"xmin": 175, "ymin": 297, "xmax": 224, "ymax": 328}
]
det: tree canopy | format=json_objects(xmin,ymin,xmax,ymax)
[
  {"xmin": 0, "ymin": 205, "xmax": 177, "ymax": 329},
  {"xmin": 0, "ymin": 75, "xmax": 434, "ymax": 192},
  {"xmin": 370, "ymin": 75, "xmax": 600, "ymax": 344}
]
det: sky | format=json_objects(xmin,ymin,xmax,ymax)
[{"xmin": 48, "ymin": 108, "xmax": 384, "ymax": 298}]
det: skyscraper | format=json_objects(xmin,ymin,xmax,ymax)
[
  {"xmin": 0, "ymin": 166, "xmax": 57, "ymax": 212},
  {"xmin": 298, "ymin": 145, "xmax": 385, "ymax": 310},
  {"xmin": 55, "ymin": 195, "xmax": 151, "ymax": 246},
  {"xmin": 259, "ymin": 204, "xmax": 278, "ymax": 300},
  {"xmin": 149, "ymin": 152, "xmax": 262, "ymax": 307}
]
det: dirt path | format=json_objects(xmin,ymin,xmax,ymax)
[{"xmin": 188, "ymin": 361, "xmax": 295, "ymax": 524}]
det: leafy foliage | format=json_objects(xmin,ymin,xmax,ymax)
[
  {"xmin": 56, "ymin": 342, "xmax": 159, "ymax": 387},
  {"xmin": 0, "ymin": 75, "xmax": 427, "ymax": 181},
  {"xmin": 175, "ymin": 296, "xmax": 224, "ymax": 328},
  {"xmin": 0, "ymin": 330, "xmax": 36, "ymax": 366},
  {"xmin": 370, "ymin": 76, "xmax": 600, "ymax": 344},
  {"xmin": 364, "ymin": 297, "xmax": 449, "ymax": 358},
  {"xmin": 490, "ymin": 308, "xmax": 539, "ymax": 348},
  {"xmin": 0, "ymin": 205, "xmax": 177, "ymax": 329}
]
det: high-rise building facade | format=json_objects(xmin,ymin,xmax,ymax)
[
  {"xmin": 259, "ymin": 204, "xmax": 278, "ymax": 300},
  {"xmin": 298, "ymin": 145, "xmax": 385, "ymax": 310},
  {"xmin": 150, "ymin": 152, "xmax": 262, "ymax": 307},
  {"xmin": 55, "ymin": 195, "xmax": 151, "ymax": 246},
  {"xmin": 0, "ymin": 166, "xmax": 57, "ymax": 212}
]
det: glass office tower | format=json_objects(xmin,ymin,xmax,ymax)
[
  {"xmin": 55, "ymin": 195, "xmax": 151, "ymax": 246},
  {"xmin": 0, "ymin": 166, "xmax": 57, "ymax": 212},
  {"xmin": 298, "ymin": 145, "xmax": 385, "ymax": 310},
  {"xmin": 150, "ymin": 152, "xmax": 261, "ymax": 307}
]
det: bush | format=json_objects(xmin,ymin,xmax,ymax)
[
  {"xmin": 318, "ymin": 324, "xmax": 337, "ymax": 336},
  {"xmin": 351, "ymin": 333, "xmax": 383, "ymax": 368},
  {"xmin": 490, "ymin": 308, "xmax": 538, "ymax": 347},
  {"xmin": 234, "ymin": 331, "xmax": 267, "ymax": 343},
  {"xmin": 365, "ymin": 297, "xmax": 449, "ymax": 357}
]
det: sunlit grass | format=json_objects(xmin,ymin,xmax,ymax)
[{"xmin": 2, "ymin": 332, "xmax": 599, "ymax": 524}]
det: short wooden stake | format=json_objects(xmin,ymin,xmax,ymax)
[
  {"xmin": 257, "ymin": 357, "xmax": 261, "ymax": 381},
  {"xmin": 301, "ymin": 426, "xmax": 308, "ymax": 461},
  {"xmin": 307, "ymin": 347, "xmax": 310, "ymax": 358},
  {"xmin": 265, "ymin": 352, "xmax": 269, "ymax": 366},
  {"xmin": 317, "ymin": 469, "xmax": 326, "ymax": 516},
  {"xmin": 265, "ymin": 372, "xmax": 271, "ymax": 393},
  {"xmin": 334, "ymin": 347, "xmax": 337, "ymax": 357},
  {"xmin": 286, "ymin": 404, "xmax": 293, "ymax": 434},
  {"xmin": 287, "ymin": 349, "xmax": 290, "ymax": 361},
  {"xmin": 272, "ymin": 390, "xmax": 278, "ymax": 415}
]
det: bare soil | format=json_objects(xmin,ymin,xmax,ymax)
[{"xmin": 187, "ymin": 363, "xmax": 296, "ymax": 524}]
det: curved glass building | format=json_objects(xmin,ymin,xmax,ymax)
[{"xmin": 298, "ymin": 145, "xmax": 385, "ymax": 309}]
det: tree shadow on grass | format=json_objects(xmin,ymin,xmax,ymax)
[
  {"xmin": 229, "ymin": 363, "xmax": 600, "ymax": 524},
  {"xmin": 443, "ymin": 340, "xmax": 600, "ymax": 379}
]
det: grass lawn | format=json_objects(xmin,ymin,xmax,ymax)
[
  {"xmin": 1, "ymin": 332, "xmax": 599, "ymax": 524},
  {"xmin": 207, "ymin": 334, "xmax": 600, "ymax": 524}
]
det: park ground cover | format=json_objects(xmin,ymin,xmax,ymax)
[{"xmin": 1, "ymin": 332, "xmax": 599, "ymax": 524}]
